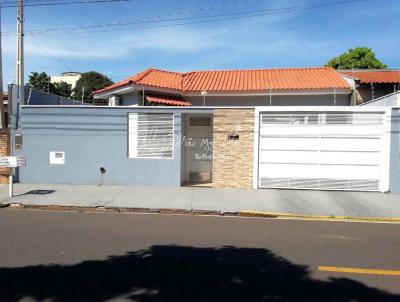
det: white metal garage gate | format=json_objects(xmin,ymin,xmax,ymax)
[{"xmin": 258, "ymin": 111, "xmax": 385, "ymax": 191}]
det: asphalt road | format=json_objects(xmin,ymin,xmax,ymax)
[{"xmin": 0, "ymin": 209, "xmax": 399, "ymax": 301}]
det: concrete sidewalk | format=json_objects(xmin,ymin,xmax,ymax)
[{"xmin": 1, "ymin": 184, "xmax": 400, "ymax": 219}]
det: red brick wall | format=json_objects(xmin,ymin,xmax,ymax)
[{"xmin": 0, "ymin": 131, "xmax": 10, "ymax": 175}]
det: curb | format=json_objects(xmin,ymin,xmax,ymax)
[
  {"xmin": 0, "ymin": 203, "xmax": 238, "ymax": 217},
  {"xmin": 2, "ymin": 203, "xmax": 400, "ymax": 223},
  {"xmin": 239, "ymin": 211, "xmax": 400, "ymax": 223}
]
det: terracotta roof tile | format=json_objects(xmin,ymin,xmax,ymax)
[
  {"xmin": 146, "ymin": 95, "xmax": 191, "ymax": 106},
  {"xmin": 95, "ymin": 67, "xmax": 351, "ymax": 95},
  {"xmin": 139, "ymin": 69, "xmax": 183, "ymax": 90},
  {"xmin": 340, "ymin": 70, "xmax": 400, "ymax": 84}
]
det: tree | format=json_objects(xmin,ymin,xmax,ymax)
[
  {"xmin": 27, "ymin": 71, "xmax": 72, "ymax": 98},
  {"xmin": 28, "ymin": 72, "xmax": 52, "ymax": 92},
  {"xmin": 53, "ymin": 81, "xmax": 72, "ymax": 98},
  {"xmin": 73, "ymin": 71, "xmax": 113, "ymax": 103},
  {"xmin": 325, "ymin": 47, "xmax": 387, "ymax": 69}
]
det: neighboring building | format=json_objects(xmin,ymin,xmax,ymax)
[
  {"xmin": 1, "ymin": 92, "xmax": 8, "ymax": 128},
  {"xmin": 93, "ymin": 67, "xmax": 354, "ymax": 106},
  {"xmin": 0, "ymin": 92, "xmax": 9, "ymax": 184},
  {"xmin": 51, "ymin": 72, "xmax": 82, "ymax": 89},
  {"xmin": 339, "ymin": 70, "xmax": 400, "ymax": 104},
  {"xmin": 4, "ymin": 86, "xmax": 83, "ymax": 118},
  {"xmin": 25, "ymin": 87, "xmax": 83, "ymax": 106},
  {"xmin": 361, "ymin": 91, "xmax": 400, "ymax": 107}
]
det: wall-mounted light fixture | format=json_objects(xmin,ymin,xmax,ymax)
[{"xmin": 228, "ymin": 132, "xmax": 239, "ymax": 140}]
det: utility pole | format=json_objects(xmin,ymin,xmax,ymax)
[
  {"xmin": 16, "ymin": 0, "xmax": 24, "ymax": 105},
  {"xmin": 81, "ymin": 86, "xmax": 84, "ymax": 104},
  {"xmin": 0, "ymin": 3, "xmax": 5, "ymax": 129}
]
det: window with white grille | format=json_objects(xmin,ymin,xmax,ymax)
[{"xmin": 128, "ymin": 113, "xmax": 174, "ymax": 159}]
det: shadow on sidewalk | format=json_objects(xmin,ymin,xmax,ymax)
[
  {"xmin": 14, "ymin": 189, "xmax": 56, "ymax": 197},
  {"xmin": 0, "ymin": 245, "xmax": 398, "ymax": 301}
]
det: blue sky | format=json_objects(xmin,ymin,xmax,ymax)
[{"xmin": 1, "ymin": 0, "xmax": 399, "ymax": 85}]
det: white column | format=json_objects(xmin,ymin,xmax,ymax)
[{"xmin": 108, "ymin": 96, "xmax": 120, "ymax": 106}]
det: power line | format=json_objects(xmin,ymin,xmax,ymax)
[
  {"xmin": 2, "ymin": 0, "xmax": 367, "ymax": 36},
  {"xmin": 0, "ymin": 0, "xmax": 134, "ymax": 8},
  {"xmin": 0, "ymin": 0, "xmax": 83, "ymax": 3},
  {"xmin": 26, "ymin": 36, "xmax": 74, "ymax": 71},
  {"xmin": 0, "ymin": 0, "xmax": 59, "ymax": 4},
  {"xmin": 4, "ymin": 0, "xmax": 256, "ymax": 34},
  {"xmin": 0, "ymin": 0, "xmax": 131, "ymax": 6},
  {"xmin": 0, "ymin": 0, "xmax": 253, "ymax": 9}
]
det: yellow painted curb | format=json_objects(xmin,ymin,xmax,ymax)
[
  {"xmin": 319, "ymin": 266, "xmax": 400, "ymax": 276},
  {"xmin": 240, "ymin": 211, "xmax": 400, "ymax": 223}
]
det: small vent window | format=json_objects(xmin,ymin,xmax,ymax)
[
  {"xmin": 262, "ymin": 112, "xmax": 382, "ymax": 125},
  {"xmin": 261, "ymin": 113, "xmax": 319, "ymax": 125},
  {"xmin": 128, "ymin": 113, "xmax": 174, "ymax": 159},
  {"xmin": 190, "ymin": 116, "xmax": 211, "ymax": 127},
  {"xmin": 325, "ymin": 113, "xmax": 382, "ymax": 125}
]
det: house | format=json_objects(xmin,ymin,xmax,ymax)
[
  {"xmin": 339, "ymin": 69, "xmax": 400, "ymax": 104},
  {"xmin": 10, "ymin": 67, "xmax": 400, "ymax": 193},
  {"xmin": 93, "ymin": 67, "xmax": 354, "ymax": 107}
]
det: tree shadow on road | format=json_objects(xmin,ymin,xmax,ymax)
[{"xmin": 0, "ymin": 245, "xmax": 398, "ymax": 301}]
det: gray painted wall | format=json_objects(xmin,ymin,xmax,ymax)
[
  {"xmin": 185, "ymin": 94, "xmax": 351, "ymax": 107},
  {"xmin": 389, "ymin": 108, "xmax": 400, "ymax": 193},
  {"xmin": 120, "ymin": 91, "xmax": 141, "ymax": 106},
  {"xmin": 115, "ymin": 92, "xmax": 351, "ymax": 107},
  {"xmin": 17, "ymin": 107, "xmax": 184, "ymax": 186}
]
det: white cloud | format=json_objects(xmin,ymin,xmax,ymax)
[
  {"xmin": 5, "ymin": 26, "xmax": 225, "ymax": 60},
  {"xmin": 2, "ymin": 0, "xmax": 310, "ymax": 61},
  {"xmin": 2, "ymin": 0, "xmax": 398, "ymax": 85}
]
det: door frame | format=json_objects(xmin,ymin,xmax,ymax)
[{"xmin": 181, "ymin": 113, "xmax": 214, "ymax": 185}]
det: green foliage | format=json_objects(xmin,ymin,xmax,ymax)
[
  {"xmin": 73, "ymin": 71, "xmax": 113, "ymax": 102},
  {"xmin": 53, "ymin": 81, "xmax": 72, "ymax": 98},
  {"xmin": 27, "ymin": 71, "xmax": 72, "ymax": 98},
  {"xmin": 325, "ymin": 47, "xmax": 387, "ymax": 69},
  {"xmin": 28, "ymin": 72, "xmax": 52, "ymax": 92}
]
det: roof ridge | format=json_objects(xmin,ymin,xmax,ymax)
[
  {"xmin": 146, "ymin": 68, "xmax": 186, "ymax": 90},
  {"xmin": 147, "ymin": 68, "xmax": 184, "ymax": 75},
  {"xmin": 339, "ymin": 69, "xmax": 400, "ymax": 72},
  {"xmin": 183, "ymin": 66, "xmax": 332, "ymax": 74},
  {"xmin": 181, "ymin": 72, "xmax": 197, "ymax": 92},
  {"xmin": 180, "ymin": 71, "xmax": 185, "ymax": 91},
  {"xmin": 131, "ymin": 68, "xmax": 154, "ymax": 82}
]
